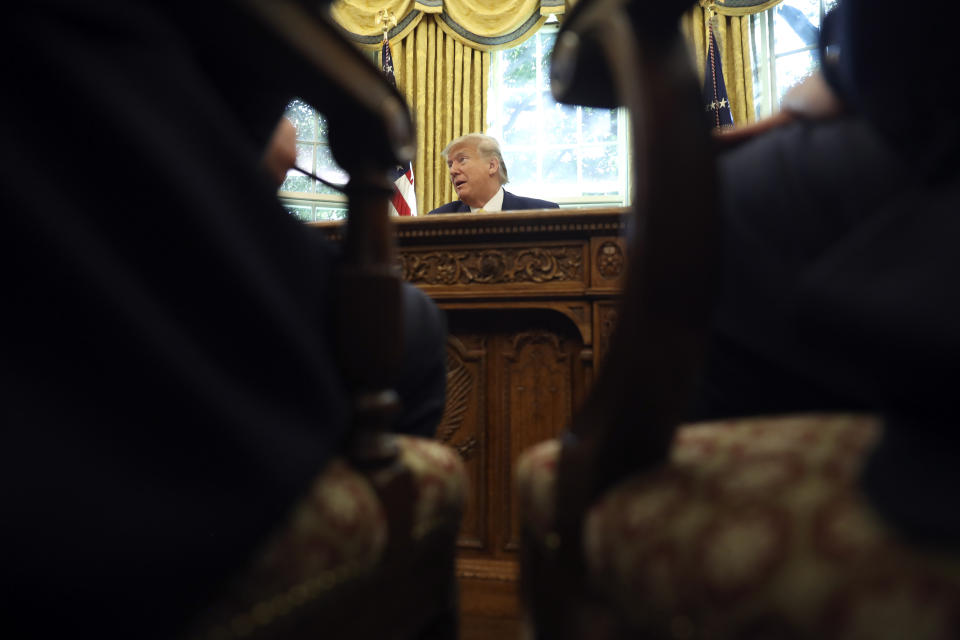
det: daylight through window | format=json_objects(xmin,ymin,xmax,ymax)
[
  {"xmin": 751, "ymin": 0, "xmax": 840, "ymax": 118},
  {"xmin": 279, "ymin": 98, "xmax": 349, "ymax": 222},
  {"xmin": 487, "ymin": 24, "xmax": 630, "ymax": 208}
]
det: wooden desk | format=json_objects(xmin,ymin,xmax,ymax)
[{"xmin": 314, "ymin": 207, "xmax": 628, "ymax": 616}]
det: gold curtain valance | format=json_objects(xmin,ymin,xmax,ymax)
[
  {"xmin": 704, "ymin": 0, "xmax": 784, "ymax": 17},
  {"xmin": 331, "ymin": 1, "xmax": 424, "ymax": 46},
  {"xmin": 331, "ymin": 0, "xmax": 565, "ymax": 51}
]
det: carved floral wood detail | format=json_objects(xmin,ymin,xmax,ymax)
[
  {"xmin": 597, "ymin": 240, "xmax": 625, "ymax": 279},
  {"xmin": 437, "ymin": 349, "xmax": 474, "ymax": 460},
  {"xmin": 502, "ymin": 330, "xmax": 573, "ymax": 551},
  {"xmin": 454, "ymin": 437, "xmax": 478, "ymax": 459},
  {"xmin": 441, "ymin": 335, "xmax": 487, "ymax": 550},
  {"xmin": 399, "ymin": 247, "xmax": 583, "ymax": 286},
  {"xmin": 509, "ymin": 331, "xmax": 564, "ymax": 358},
  {"xmin": 598, "ymin": 304, "xmax": 620, "ymax": 367}
]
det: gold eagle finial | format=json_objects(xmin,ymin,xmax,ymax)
[{"xmin": 375, "ymin": 9, "xmax": 398, "ymax": 40}]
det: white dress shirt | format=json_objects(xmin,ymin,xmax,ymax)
[{"xmin": 470, "ymin": 187, "xmax": 504, "ymax": 213}]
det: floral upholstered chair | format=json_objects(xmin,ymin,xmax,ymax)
[
  {"xmin": 192, "ymin": 436, "xmax": 466, "ymax": 640},
  {"xmin": 515, "ymin": 0, "xmax": 960, "ymax": 638},
  {"xmin": 518, "ymin": 414, "xmax": 960, "ymax": 639}
]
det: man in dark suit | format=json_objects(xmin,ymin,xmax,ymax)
[
  {"xmin": 2, "ymin": 2, "xmax": 446, "ymax": 638},
  {"xmin": 428, "ymin": 133, "xmax": 559, "ymax": 213},
  {"xmin": 691, "ymin": 0, "xmax": 960, "ymax": 545}
]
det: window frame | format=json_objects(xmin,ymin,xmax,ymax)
[
  {"xmin": 277, "ymin": 100, "xmax": 349, "ymax": 222},
  {"xmin": 752, "ymin": 0, "xmax": 837, "ymax": 119},
  {"xmin": 486, "ymin": 22, "xmax": 632, "ymax": 209}
]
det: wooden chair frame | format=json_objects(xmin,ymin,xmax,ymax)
[
  {"xmin": 189, "ymin": 3, "xmax": 462, "ymax": 638},
  {"xmin": 522, "ymin": 0, "xmax": 718, "ymax": 636}
]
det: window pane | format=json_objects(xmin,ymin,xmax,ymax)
[
  {"xmin": 284, "ymin": 204, "xmax": 314, "ymax": 222},
  {"xmin": 501, "ymin": 90, "xmax": 539, "ymax": 146},
  {"xmin": 547, "ymin": 97, "xmax": 579, "ymax": 140},
  {"xmin": 285, "ymin": 98, "xmax": 318, "ymax": 141},
  {"xmin": 774, "ymin": 0, "xmax": 820, "ymax": 54},
  {"xmin": 501, "ymin": 38, "xmax": 537, "ymax": 89},
  {"xmin": 295, "ymin": 143, "xmax": 314, "ymax": 175},
  {"xmin": 581, "ymin": 145, "xmax": 618, "ymax": 186},
  {"xmin": 317, "ymin": 113, "xmax": 329, "ymax": 140},
  {"xmin": 281, "ymin": 174, "xmax": 312, "ymax": 193},
  {"xmin": 315, "ymin": 207, "xmax": 347, "ymax": 221},
  {"xmin": 543, "ymin": 148, "xmax": 577, "ymax": 183},
  {"xmin": 538, "ymin": 32, "xmax": 557, "ymax": 85},
  {"xmin": 582, "ymin": 107, "xmax": 617, "ymax": 144},
  {"xmin": 505, "ymin": 149, "xmax": 536, "ymax": 185},
  {"xmin": 316, "ymin": 145, "xmax": 348, "ymax": 195},
  {"xmin": 751, "ymin": 13, "xmax": 767, "ymax": 116},
  {"xmin": 279, "ymin": 143, "xmax": 315, "ymax": 195},
  {"xmin": 776, "ymin": 49, "xmax": 817, "ymax": 101}
]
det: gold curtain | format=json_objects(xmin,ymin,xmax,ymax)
[
  {"xmin": 383, "ymin": 17, "xmax": 489, "ymax": 212},
  {"xmin": 680, "ymin": 6, "xmax": 755, "ymax": 125},
  {"xmin": 331, "ymin": 0, "xmax": 776, "ymax": 210},
  {"xmin": 331, "ymin": 1, "xmax": 560, "ymax": 212}
]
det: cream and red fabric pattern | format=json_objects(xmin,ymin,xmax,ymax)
[
  {"xmin": 196, "ymin": 436, "xmax": 467, "ymax": 637},
  {"xmin": 517, "ymin": 414, "xmax": 960, "ymax": 639}
]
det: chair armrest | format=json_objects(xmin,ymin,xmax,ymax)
[{"xmin": 188, "ymin": 437, "xmax": 467, "ymax": 640}]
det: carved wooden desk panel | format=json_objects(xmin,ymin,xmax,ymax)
[{"xmin": 313, "ymin": 208, "xmax": 628, "ymax": 610}]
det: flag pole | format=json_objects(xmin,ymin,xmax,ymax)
[
  {"xmin": 700, "ymin": 0, "xmax": 734, "ymax": 129},
  {"xmin": 376, "ymin": 9, "xmax": 418, "ymax": 216}
]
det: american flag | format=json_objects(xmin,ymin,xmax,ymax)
[
  {"xmin": 381, "ymin": 37, "xmax": 417, "ymax": 216},
  {"xmin": 703, "ymin": 24, "xmax": 734, "ymax": 128}
]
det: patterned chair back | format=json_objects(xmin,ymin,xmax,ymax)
[{"xmin": 518, "ymin": 1, "xmax": 960, "ymax": 638}]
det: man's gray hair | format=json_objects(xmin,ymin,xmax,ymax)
[{"xmin": 442, "ymin": 133, "xmax": 509, "ymax": 185}]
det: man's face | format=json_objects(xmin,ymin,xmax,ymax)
[{"xmin": 446, "ymin": 141, "xmax": 499, "ymax": 208}]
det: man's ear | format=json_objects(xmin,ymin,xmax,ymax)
[{"xmin": 488, "ymin": 156, "xmax": 499, "ymax": 177}]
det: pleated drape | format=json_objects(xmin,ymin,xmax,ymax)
[{"xmin": 381, "ymin": 17, "xmax": 489, "ymax": 213}]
